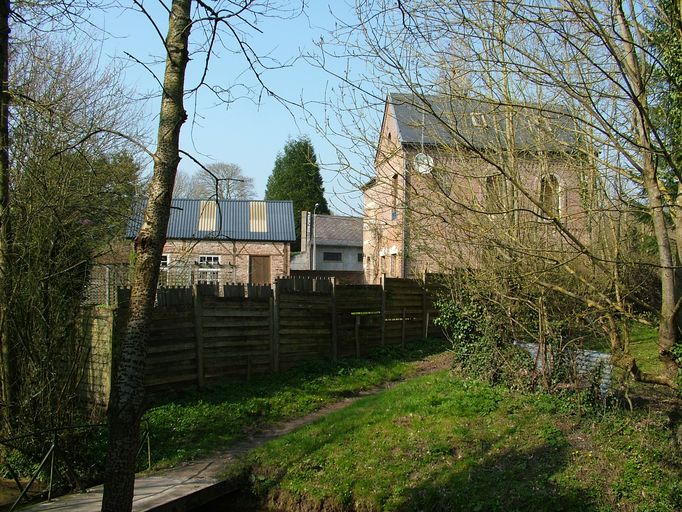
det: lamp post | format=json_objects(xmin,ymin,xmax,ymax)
[{"xmin": 312, "ymin": 203, "xmax": 319, "ymax": 271}]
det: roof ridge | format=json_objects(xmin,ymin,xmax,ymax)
[{"xmin": 171, "ymin": 198, "xmax": 293, "ymax": 203}]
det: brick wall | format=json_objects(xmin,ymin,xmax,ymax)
[{"xmin": 161, "ymin": 239, "xmax": 290, "ymax": 284}]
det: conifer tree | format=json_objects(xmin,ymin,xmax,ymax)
[{"xmin": 265, "ymin": 136, "xmax": 330, "ymax": 249}]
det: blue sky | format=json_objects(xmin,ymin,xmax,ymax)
[{"xmin": 94, "ymin": 1, "xmax": 379, "ymax": 215}]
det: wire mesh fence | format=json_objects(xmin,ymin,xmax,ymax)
[{"xmin": 83, "ymin": 263, "xmax": 239, "ymax": 306}]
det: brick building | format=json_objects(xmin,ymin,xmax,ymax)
[
  {"xmin": 127, "ymin": 198, "xmax": 296, "ymax": 285},
  {"xmin": 363, "ymin": 93, "xmax": 596, "ymax": 284}
]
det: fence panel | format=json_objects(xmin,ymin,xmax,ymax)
[
  {"xmin": 335, "ymin": 285, "xmax": 383, "ymax": 358},
  {"xmin": 384, "ymin": 279, "xmax": 425, "ymax": 344},
  {"xmin": 278, "ymin": 291, "xmax": 332, "ymax": 369},
  {"xmin": 201, "ymin": 296, "xmax": 272, "ymax": 382},
  {"xmin": 145, "ymin": 306, "xmax": 197, "ymax": 389},
  {"xmin": 88, "ymin": 277, "xmax": 445, "ymax": 407}
]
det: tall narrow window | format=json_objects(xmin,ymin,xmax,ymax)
[
  {"xmin": 540, "ymin": 174, "xmax": 560, "ymax": 217},
  {"xmin": 392, "ymin": 174, "xmax": 398, "ymax": 220},
  {"xmin": 485, "ymin": 174, "xmax": 506, "ymax": 212}
]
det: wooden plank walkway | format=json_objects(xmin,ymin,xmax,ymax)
[
  {"xmin": 17, "ymin": 397, "xmax": 365, "ymax": 512},
  {"xmin": 17, "ymin": 458, "xmax": 237, "ymax": 512}
]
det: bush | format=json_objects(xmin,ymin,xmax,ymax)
[{"xmin": 434, "ymin": 298, "xmax": 534, "ymax": 390}]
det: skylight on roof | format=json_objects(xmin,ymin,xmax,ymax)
[
  {"xmin": 198, "ymin": 201, "xmax": 217, "ymax": 231},
  {"xmin": 249, "ymin": 202, "xmax": 268, "ymax": 233}
]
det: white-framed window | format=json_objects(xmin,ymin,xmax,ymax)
[
  {"xmin": 198, "ymin": 255, "xmax": 220, "ymax": 266},
  {"xmin": 195, "ymin": 255, "xmax": 221, "ymax": 284},
  {"xmin": 197, "ymin": 269, "xmax": 219, "ymax": 284},
  {"xmin": 160, "ymin": 254, "xmax": 170, "ymax": 268}
]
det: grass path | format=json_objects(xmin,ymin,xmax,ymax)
[
  {"xmin": 143, "ymin": 340, "xmax": 452, "ymax": 469},
  {"xmin": 148, "ymin": 348, "xmax": 454, "ymax": 475}
]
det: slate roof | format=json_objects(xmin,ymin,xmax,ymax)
[
  {"xmin": 388, "ymin": 93, "xmax": 578, "ymax": 152},
  {"xmin": 127, "ymin": 198, "xmax": 296, "ymax": 242},
  {"xmin": 314, "ymin": 215, "xmax": 362, "ymax": 248}
]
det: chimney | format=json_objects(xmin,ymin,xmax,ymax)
[{"xmin": 300, "ymin": 210, "xmax": 309, "ymax": 252}]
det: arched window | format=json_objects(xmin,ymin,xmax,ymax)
[
  {"xmin": 540, "ymin": 174, "xmax": 560, "ymax": 217},
  {"xmin": 485, "ymin": 174, "xmax": 506, "ymax": 212}
]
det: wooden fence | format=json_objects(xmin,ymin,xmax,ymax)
[{"xmin": 107, "ymin": 276, "xmax": 444, "ymax": 396}]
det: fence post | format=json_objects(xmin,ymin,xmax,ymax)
[
  {"xmin": 380, "ymin": 275, "xmax": 386, "ymax": 346},
  {"xmin": 422, "ymin": 287, "xmax": 428, "ymax": 339},
  {"xmin": 271, "ymin": 281, "xmax": 280, "ymax": 373},
  {"xmin": 401, "ymin": 307, "xmax": 406, "ymax": 347},
  {"xmin": 331, "ymin": 279, "xmax": 338, "ymax": 362},
  {"xmin": 355, "ymin": 315, "xmax": 361, "ymax": 358},
  {"xmin": 192, "ymin": 285, "xmax": 205, "ymax": 388}
]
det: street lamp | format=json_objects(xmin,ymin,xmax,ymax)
[{"xmin": 312, "ymin": 203, "xmax": 319, "ymax": 271}]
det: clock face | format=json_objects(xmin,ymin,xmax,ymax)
[{"xmin": 414, "ymin": 152, "xmax": 434, "ymax": 174}]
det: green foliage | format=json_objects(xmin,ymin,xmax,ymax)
[
  {"xmin": 434, "ymin": 298, "xmax": 534, "ymax": 389},
  {"xmin": 649, "ymin": 0, "xmax": 682, "ymax": 174},
  {"xmin": 264, "ymin": 137, "xmax": 330, "ymax": 248},
  {"xmin": 245, "ymin": 372, "xmax": 682, "ymax": 512}
]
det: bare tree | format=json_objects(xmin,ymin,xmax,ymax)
[
  {"xmin": 0, "ymin": 0, "xmax": 105, "ymax": 431},
  {"xmin": 172, "ymin": 168, "xmax": 203, "ymax": 198},
  {"xmin": 3, "ymin": 36, "xmax": 142, "ymax": 438},
  {"xmin": 319, "ymin": 0, "xmax": 681, "ymax": 388},
  {"xmin": 174, "ymin": 162, "xmax": 256, "ymax": 199}
]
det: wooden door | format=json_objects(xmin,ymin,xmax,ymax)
[{"xmin": 249, "ymin": 255, "xmax": 271, "ymax": 284}]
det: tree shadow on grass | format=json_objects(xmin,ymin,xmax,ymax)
[{"xmin": 400, "ymin": 442, "xmax": 594, "ymax": 512}]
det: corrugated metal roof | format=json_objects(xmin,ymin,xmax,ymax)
[
  {"xmin": 127, "ymin": 198, "xmax": 296, "ymax": 242},
  {"xmin": 389, "ymin": 93, "xmax": 578, "ymax": 152}
]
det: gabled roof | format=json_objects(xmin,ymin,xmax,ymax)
[
  {"xmin": 127, "ymin": 198, "xmax": 296, "ymax": 242},
  {"xmin": 388, "ymin": 92, "xmax": 578, "ymax": 152},
  {"xmin": 314, "ymin": 215, "xmax": 362, "ymax": 248},
  {"xmin": 361, "ymin": 177, "xmax": 376, "ymax": 191}
]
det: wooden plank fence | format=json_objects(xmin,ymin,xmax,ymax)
[{"xmin": 107, "ymin": 276, "xmax": 444, "ymax": 397}]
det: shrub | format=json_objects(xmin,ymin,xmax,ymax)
[{"xmin": 434, "ymin": 298, "xmax": 534, "ymax": 390}]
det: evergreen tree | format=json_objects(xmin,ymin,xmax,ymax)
[{"xmin": 265, "ymin": 137, "xmax": 330, "ymax": 249}]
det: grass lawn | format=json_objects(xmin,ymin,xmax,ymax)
[
  {"xmin": 628, "ymin": 322, "xmax": 664, "ymax": 375},
  {"xmin": 143, "ymin": 338, "xmax": 450, "ymax": 469},
  {"xmin": 245, "ymin": 372, "xmax": 681, "ymax": 512}
]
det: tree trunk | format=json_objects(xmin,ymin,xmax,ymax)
[
  {"xmin": 613, "ymin": 3, "xmax": 680, "ymax": 386},
  {"xmin": 100, "ymin": 1, "xmax": 192, "ymax": 510},
  {"xmin": 0, "ymin": 0, "xmax": 15, "ymax": 433},
  {"xmin": 643, "ymin": 167, "xmax": 680, "ymax": 385}
]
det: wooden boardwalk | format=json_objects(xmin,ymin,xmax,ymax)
[
  {"xmin": 17, "ymin": 458, "xmax": 237, "ymax": 512},
  {"xmin": 16, "ymin": 396, "xmax": 366, "ymax": 512}
]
